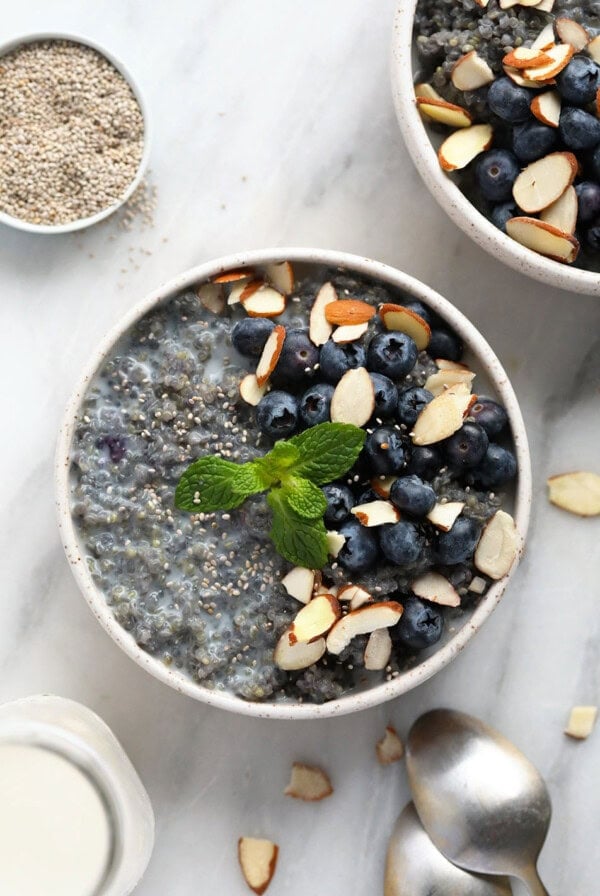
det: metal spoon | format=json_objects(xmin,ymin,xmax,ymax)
[
  {"xmin": 385, "ymin": 802, "xmax": 512, "ymax": 896},
  {"xmin": 406, "ymin": 709, "xmax": 552, "ymax": 896}
]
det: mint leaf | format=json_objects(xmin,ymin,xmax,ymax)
[
  {"xmin": 255, "ymin": 441, "xmax": 301, "ymax": 486},
  {"xmin": 175, "ymin": 457, "xmax": 266, "ymax": 512},
  {"xmin": 281, "ymin": 477, "xmax": 327, "ymax": 519},
  {"xmin": 267, "ymin": 489, "xmax": 328, "ymax": 568},
  {"xmin": 288, "ymin": 423, "xmax": 366, "ymax": 485}
]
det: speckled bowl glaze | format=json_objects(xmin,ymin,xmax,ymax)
[
  {"xmin": 0, "ymin": 31, "xmax": 150, "ymax": 235},
  {"xmin": 55, "ymin": 248, "xmax": 532, "ymax": 720},
  {"xmin": 391, "ymin": 0, "xmax": 600, "ymax": 296}
]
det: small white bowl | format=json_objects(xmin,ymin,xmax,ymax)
[
  {"xmin": 0, "ymin": 32, "xmax": 151, "ymax": 235},
  {"xmin": 391, "ymin": 1, "xmax": 600, "ymax": 297},
  {"xmin": 55, "ymin": 248, "xmax": 532, "ymax": 720}
]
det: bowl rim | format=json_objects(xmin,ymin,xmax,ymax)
[
  {"xmin": 390, "ymin": 0, "xmax": 600, "ymax": 297},
  {"xmin": 0, "ymin": 31, "xmax": 151, "ymax": 235},
  {"xmin": 55, "ymin": 247, "xmax": 532, "ymax": 720}
]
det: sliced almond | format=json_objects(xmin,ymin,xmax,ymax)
[
  {"xmin": 451, "ymin": 51, "xmax": 495, "ymax": 90},
  {"xmin": 412, "ymin": 383, "xmax": 476, "ymax": 446},
  {"xmin": 330, "ymin": 366, "xmax": 375, "ymax": 426},
  {"xmin": 284, "ymin": 763, "xmax": 333, "ymax": 801},
  {"xmin": 351, "ymin": 500, "xmax": 400, "ymax": 527},
  {"xmin": 532, "ymin": 23, "xmax": 556, "ymax": 51},
  {"xmin": 289, "ymin": 594, "xmax": 341, "ymax": 644},
  {"xmin": 424, "ymin": 367, "xmax": 475, "ymax": 396},
  {"xmin": 379, "ymin": 303, "xmax": 431, "ymax": 350},
  {"xmin": 331, "ymin": 322, "xmax": 369, "ymax": 343},
  {"xmin": 415, "ymin": 82, "xmax": 443, "ymax": 102},
  {"xmin": 547, "ymin": 471, "xmax": 600, "ymax": 516},
  {"xmin": 426, "ymin": 501, "xmax": 465, "ymax": 532},
  {"xmin": 555, "ymin": 17, "xmax": 589, "ymax": 51},
  {"xmin": 240, "ymin": 373, "xmax": 269, "ymax": 406},
  {"xmin": 324, "ymin": 299, "xmax": 376, "ymax": 326},
  {"xmin": 524, "ymin": 43, "xmax": 574, "ymax": 81},
  {"xmin": 371, "ymin": 475, "xmax": 398, "ymax": 498},
  {"xmin": 196, "ymin": 282, "xmax": 225, "ymax": 314},
  {"xmin": 337, "ymin": 584, "xmax": 373, "ymax": 610},
  {"xmin": 565, "ymin": 706, "xmax": 598, "ymax": 740},
  {"xmin": 316, "ymin": 582, "xmax": 337, "ymax": 597},
  {"xmin": 376, "ymin": 726, "xmax": 404, "ymax": 764},
  {"xmin": 238, "ymin": 838, "xmax": 278, "ymax": 895},
  {"xmin": 228, "ymin": 279, "xmax": 253, "ymax": 305},
  {"xmin": 503, "ymin": 47, "xmax": 554, "ymax": 69},
  {"xmin": 326, "ymin": 530, "xmax": 345, "ymax": 558},
  {"xmin": 326, "ymin": 602, "xmax": 403, "ymax": 655},
  {"xmin": 531, "ymin": 90, "xmax": 561, "ymax": 128},
  {"xmin": 438, "ymin": 123, "xmax": 493, "ymax": 172},
  {"xmin": 506, "ymin": 216, "xmax": 579, "ymax": 264},
  {"xmin": 214, "ymin": 268, "xmax": 252, "ymax": 284},
  {"xmin": 512, "ymin": 152, "xmax": 577, "ymax": 213},
  {"xmin": 540, "ymin": 185, "xmax": 577, "ymax": 235},
  {"xmin": 588, "ymin": 34, "xmax": 600, "ymax": 64},
  {"xmin": 255, "ymin": 325, "xmax": 286, "ymax": 386},
  {"xmin": 364, "ymin": 628, "xmax": 392, "ymax": 671},
  {"xmin": 242, "ymin": 284, "xmax": 287, "ymax": 318},
  {"xmin": 264, "ymin": 261, "xmax": 294, "ymax": 295},
  {"xmin": 535, "ymin": 0, "xmax": 555, "ymax": 11},
  {"xmin": 309, "ymin": 282, "xmax": 336, "ymax": 346},
  {"xmin": 474, "ymin": 510, "xmax": 519, "ymax": 580},
  {"xmin": 274, "ymin": 630, "xmax": 326, "ymax": 671},
  {"xmin": 415, "ymin": 97, "xmax": 472, "ymax": 128},
  {"xmin": 281, "ymin": 567, "xmax": 315, "ymax": 605},
  {"xmin": 436, "ymin": 358, "xmax": 470, "ymax": 371},
  {"xmin": 411, "ymin": 571, "xmax": 460, "ymax": 607},
  {"xmin": 499, "ymin": 0, "xmax": 519, "ymax": 9},
  {"xmin": 468, "ymin": 575, "xmax": 488, "ymax": 595},
  {"xmin": 504, "ymin": 66, "xmax": 545, "ymax": 89},
  {"xmin": 473, "ymin": 0, "xmax": 489, "ymax": 7}
]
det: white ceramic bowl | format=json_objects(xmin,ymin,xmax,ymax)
[
  {"xmin": 56, "ymin": 248, "xmax": 532, "ymax": 720},
  {"xmin": 0, "ymin": 32, "xmax": 151, "ymax": 235},
  {"xmin": 391, "ymin": 1, "xmax": 600, "ymax": 296}
]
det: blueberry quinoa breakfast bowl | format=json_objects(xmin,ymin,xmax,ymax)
[{"xmin": 60, "ymin": 251, "xmax": 529, "ymax": 716}]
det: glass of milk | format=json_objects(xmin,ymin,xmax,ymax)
[{"xmin": 0, "ymin": 695, "xmax": 155, "ymax": 896}]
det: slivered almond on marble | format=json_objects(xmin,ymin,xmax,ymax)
[
  {"xmin": 274, "ymin": 630, "xmax": 326, "ymax": 670},
  {"xmin": 565, "ymin": 706, "xmax": 598, "ymax": 740},
  {"xmin": 337, "ymin": 584, "xmax": 372, "ymax": 610},
  {"xmin": 288, "ymin": 594, "xmax": 341, "ymax": 644},
  {"xmin": 411, "ymin": 572, "xmax": 460, "ymax": 607},
  {"xmin": 371, "ymin": 475, "xmax": 398, "ymax": 498},
  {"xmin": 416, "ymin": 97, "xmax": 472, "ymax": 128},
  {"xmin": 555, "ymin": 17, "xmax": 589, "ymax": 51},
  {"xmin": 426, "ymin": 501, "xmax": 465, "ymax": 532},
  {"xmin": 540, "ymin": 185, "xmax": 578, "ymax": 235},
  {"xmin": 325, "ymin": 299, "xmax": 376, "ymax": 325},
  {"xmin": 547, "ymin": 471, "xmax": 600, "ymax": 516},
  {"xmin": 451, "ymin": 51, "xmax": 495, "ymax": 90},
  {"xmin": 424, "ymin": 367, "xmax": 475, "ymax": 396},
  {"xmin": 438, "ymin": 124, "xmax": 493, "ymax": 172},
  {"xmin": 531, "ymin": 91, "xmax": 561, "ymax": 128},
  {"xmin": 242, "ymin": 284, "xmax": 287, "ymax": 318},
  {"xmin": 332, "ymin": 322, "xmax": 369, "ymax": 343},
  {"xmin": 503, "ymin": 47, "xmax": 553, "ymax": 69},
  {"xmin": 326, "ymin": 602, "xmax": 403, "ymax": 655},
  {"xmin": 309, "ymin": 282, "xmax": 337, "ymax": 345},
  {"xmin": 351, "ymin": 500, "xmax": 400, "ymax": 527},
  {"xmin": 512, "ymin": 152, "xmax": 577, "ymax": 213},
  {"xmin": 376, "ymin": 726, "xmax": 404, "ymax": 764},
  {"xmin": 255, "ymin": 325, "xmax": 286, "ymax": 386},
  {"xmin": 412, "ymin": 383, "xmax": 475, "ymax": 446},
  {"xmin": 330, "ymin": 367, "xmax": 375, "ymax": 426},
  {"xmin": 281, "ymin": 567, "xmax": 316, "ymax": 605},
  {"xmin": 238, "ymin": 838, "xmax": 278, "ymax": 895},
  {"xmin": 379, "ymin": 304, "xmax": 431, "ymax": 350},
  {"xmin": 240, "ymin": 374, "xmax": 269, "ymax": 406},
  {"xmin": 506, "ymin": 217, "xmax": 579, "ymax": 263},
  {"xmin": 284, "ymin": 763, "xmax": 333, "ymax": 801},
  {"xmin": 264, "ymin": 261, "xmax": 294, "ymax": 295},
  {"xmin": 214, "ymin": 268, "xmax": 253, "ymax": 283},
  {"xmin": 364, "ymin": 628, "xmax": 392, "ymax": 670},
  {"xmin": 474, "ymin": 510, "xmax": 519, "ymax": 580},
  {"xmin": 196, "ymin": 282, "xmax": 225, "ymax": 314}
]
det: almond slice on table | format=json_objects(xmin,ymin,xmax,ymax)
[
  {"xmin": 324, "ymin": 299, "xmax": 376, "ymax": 326},
  {"xmin": 532, "ymin": 23, "xmax": 556, "ymax": 51},
  {"xmin": 289, "ymin": 594, "xmax": 341, "ymax": 644},
  {"xmin": 240, "ymin": 373, "xmax": 269, "ymax": 406},
  {"xmin": 411, "ymin": 383, "xmax": 476, "ymax": 446},
  {"xmin": 376, "ymin": 726, "xmax": 404, "ymax": 764},
  {"xmin": 468, "ymin": 575, "xmax": 488, "ymax": 595},
  {"xmin": 338, "ymin": 584, "xmax": 373, "ymax": 610},
  {"xmin": 351, "ymin": 500, "xmax": 400, "ymax": 527},
  {"xmin": 451, "ymin": 51, "xmax": 495, "ymax": 90},
  {"xmin": 379, "ymin": 304, "xmax": 431, "ymax": 350},
  {"xmin": 274, "ymin": 630, "xmax": 326, "ymax": 670},
  {"xmin": 541, "ymin": 185, "xmax": 578, "ymax": 235},
  {"xmin": 284, "ymin": 763, "xmax": 333, "ymax": 801},
  {"xmin": 424, "ymin": 367, "xmax": 475, "ymax": 396},
  {"xmin": 213, "ymin": 268, "xmax": 253, "ymax": 284},
  {"xmin": 364, "ymin": 628, "xmax": 392, "ymax": 670},
  {"xmin": 330, "ymin": 366, "xmax": 375, "ymax": 426},
  {"xmin": 474, "ymin": 510, "xmax": 519, "ymax": 580},
  {"xmin": 588, "ymin": 34, "xmax": 600, "ymax": 64},
  {"xmin": 512, "ymin": 152, "xmax": 577, "ymax": 213},
  {"xmin": 264, "ymin": 261, "xmax": 294, "ymax": 295},
  {"xmin": 411, "ymin": 571, "xmax": 461, "ymax": 607},
  {"xmin": 524, "ymin": 43, "xmax": 574, "ymax": 81},
  {"xmin": 438, "ymin": 124, "xmax": 493, "ymax": 172},
  {"xmin": 196, "ymin": 282, "xmax": 225, "ymax": 314},
  {"xmin": 565, "ymin": 706, "xmax": 598, "ymax": 740},
  {"xmin": 371, "ymin": 475, "xmax": 398, "ymax": 498},
  {"xmin": 255, "ymin": 324, "xmax": 286, "ymax": 386},
  {"xmin": 503, "ymin": 47, "xmax": 554, "ymax": 69},
  {"xmin": 415, "ymin": 97, "xmax": 472, "ymax": 128},
  {"xmin": 326, "ymin": 601, "xmax": 403, "ymax": 655},
  {"xmin": 281, "ymin": 567, "xmax": 316, "ymax": 605},
  {"xmin": 326, "ymin": 530, "xmax": 345, "ymax": 558},
  {"xmin": 415, "ymin": 82, "xmax": 443, "ymax": 101},
  {"xmin": 332, "ymin": 322, "xmax": 369, "ymax": 343},
  {"xmin": 238, "ymin": 838, "xmax": 278, "ymax": 895},
  {"xmin": 241, "ymin": 284, "xmax": 287, "ymax": 318},
  {"xmin": 309, "ymin": 281, "xmax": 336, "ymax": 345},
  {"xmin": 531, "ymin": 90, "xmax": 561, "ymax": 128},
  {"xmin": 555, "ymin": 17, "xmax": 589, "ymax": 51},
  {"xmin": 426, "ymin": 501, "xmax": 465, "ymax": 532},
  {"xmin": 547, "ymin": 471, "xmax": 600, "ymax": 516},
  {"xmin": 503, "ymin": 66, "xmax": 545, "ymax": 89},
  {"xmin": 506, "ymin": 217, "xmax": 579, "ymax": 264}
]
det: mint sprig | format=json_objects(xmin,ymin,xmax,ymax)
[{"xmin": 175, "ymin": 422, "xmax": 366, "ymax": 568}]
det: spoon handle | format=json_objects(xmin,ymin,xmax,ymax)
[{"xmin": 520, "ymin": 865, "xmax": 550, "ymax": 896}]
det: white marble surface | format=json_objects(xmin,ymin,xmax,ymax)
[{"xmin": 1, "ymin": 1, "xmax": 599, "ymax": 893}]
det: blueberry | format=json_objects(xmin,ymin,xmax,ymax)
[
  {"xmin": 355, "ymin": 486, "xmax": 379, "ymax": 504},
  {"xmin": 469, "ymin": 444, "xmax": 517, "ymax": 489},
  {"xmin": 255, "ymin": 390, "xmax": 299, "ymax": 439},
  {"xmin": 586, "ymin": 219, "xmax": 600, "ymax": 251},
  {"xmin": 364, "ymin": 426, "xmax": 406, "ymax": 475},
  {"xmin": 444, "ymin": 422, "xmax": 489, "ymax": 470},
  {"xmin": 427, "ymin": 328, "xmax": 463, "ymax": 362},
  {"xmin": 512, "ymin": 121, "xmax": 557, "ymax": 163},
  {"xmin": 406, "ymin": 445, "xmax": 442, "ymax": 481},
  {"xmin": 559, "ymin": 107, "xmax": 600, "ymax": 151},
  {"xmin": 231, "ymin": 318, "xmax": 275, "ymax": 358},
  {"xmin": 575, "ymin": 182, "xmax": 600, "ymax": 224},
  {"xmin": 337, "ymin": 519, "xmax": 379, "ymax": 573},
  {"xmin": 490, "ymin": 201, "xmax": 519, "ymax": 233},
  {"xmin": 367, "ymin": 332, "xmax": 418, "ymax": 379},
  {"xmin": 370, "ymin": 373, "xmax": 398, "ymax": 418},
  {"xmin": 475, "ymin": 150, "xmax": 521, "ymax": 202},
  {"xmin": 395, "ymin": 597, "xmax": 444, "ymax": 650},
  {"xmin": 436, "ymin": 516, "xmax": 480, "ymax": 565},
  {"xmin": 591, "ymin": 143, "xmax": 600, "ymax": 182},
  {"xmin": 321, "ymin": 483, "xmax": 354, "ymax": 527},
  {"xmin": 319, "ymin": 340, "xmax": 366, "ymax": 382},
  {"xmin": 380, "ymin": 521, "xmax": 425, "ymax": 566},
  {"xmin": 401, "ymin": 299, "xmax": 438, "ymax": 327},
  {"xmin": 389, "ymin": 475, "xmax": 436, "ymax": 517},
  {"xmin": 274, "ymin": 328, "xmax": 318, "ymax": 380},
  {"xmin": 97, "ymin": 435, "xmax": 127, "ymax": 463},
  {"xmin": 469, "ymin": 397, "xmax": 508, "ymax": 437},
  {"xmin": 397, "ymin": 387, "xmax": 433, "ymax": 427},
  {"xmin": 487, "ymin": 77, "xmax": 532, "ymax": 123},
  {"xmin": 299, "ymin": 383, "xmax": 334, "ymax": 427},
  {"xmin": 556, "ymin": 56, "xmax": 600, "ymax": 105}
]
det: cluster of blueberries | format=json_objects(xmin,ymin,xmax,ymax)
[
  {"xmin": 231, "ymin": 297, "xmax": 516, "ymax": 652},
  {"xmin": 475, "ymin": 55, "xmax": 600, "ymax": 249}
]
